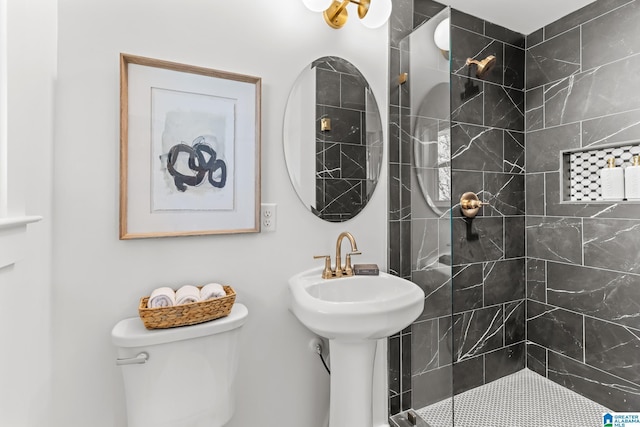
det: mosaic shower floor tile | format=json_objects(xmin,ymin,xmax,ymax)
[{"xmin": 415, "ymin": 368, "xmax": 610, "ymax": 427}]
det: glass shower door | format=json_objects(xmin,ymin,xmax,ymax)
[{"xmin": 397, "ymin": 6, "xmax": 454, "ymax": 427}]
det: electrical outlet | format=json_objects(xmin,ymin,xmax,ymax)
[{"xmin": 261, "ymin": 203, "xmax": 277, "ymax": 232}]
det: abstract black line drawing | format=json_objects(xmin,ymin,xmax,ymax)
[{"xmin": 165, "ymin": 136, "xmax": 227, "ymax": 192}]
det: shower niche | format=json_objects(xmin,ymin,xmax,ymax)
[{"xmin": 561, "ymin": 144, "xmax": 640, "ymax": 202}]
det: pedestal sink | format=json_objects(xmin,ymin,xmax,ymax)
[{"xmin": 288, "ymin": 267, "xmax": 425, "ymax": 427}]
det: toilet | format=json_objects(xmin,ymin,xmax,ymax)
[{"xmin": 111, "ymin": 303, "xmax": 248, "ymax": 427}]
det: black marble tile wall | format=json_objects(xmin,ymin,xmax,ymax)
[
  {"xmin": 452, "ymin": 264, "xmax": 483, "ymax": 313},
  {"xmin": 447, "ymin": 9, "xmax": 527, "ymax": 403},
  {"xmin": 582, "ymin": 109, "xmax": 640, "ymax": 147},
  {"xmin": 526, "ymin": 342, "xmax": 547, "ymax": 376},
  {"xmin": 452, "ymin": 356, "xmax": 484, "ymax": 395},
  {"xmin": 453, "ymin": 305, "xmax": 504, "ymax": 359},
  {"xmin": 526, "ymin": 217, "xmax": 583, "ymax": 264},
  {"xmin": 505, "ymin": 216, "xmax": 525, "ymax": 258},
  {"xmin": 526, "ymin": 27, "xmax": 581, "ymax": 90},
  {"xmin": 485, "ymin": 342, "xmax": 526, "ymax": 382},
  {"xmin": 546, "ymin": 262, "xmax": 640, "ymax": 325},
  {"xmin": 548, "ymin": 351, "xmax": 640, "ymax": 412},
  {"xmin": 525, "ymin": 0, "xmax": 640, "ymax": 411},
  {"xmin": 450, "ymin": 124, "xmax": 503, "ymax": 172},
  {"xmin": 527, "ymin": 301, "xmax": 584, "ymax": 360},
  {"xmin": 505, "ymin": 301, "xmax": 526, "ymax": 344}
]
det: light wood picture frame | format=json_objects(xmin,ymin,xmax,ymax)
[{"xmin": 120, "ymin": 54, "xmax": 261, "ymax": 239}]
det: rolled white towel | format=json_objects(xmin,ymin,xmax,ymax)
[
  {"xmin": 147, "ymin": 287, "xmax": 176, "ymax": 308},
  {"xmin": 175, "ymin": 285, "xmax": 201, "ymax": 305},
  {"xmin": 200, "ymin": 283, "xmax": 226, "ymax": 300}
]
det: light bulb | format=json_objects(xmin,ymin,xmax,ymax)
[
  {"xmin": 302, "ymin": 0, "xmax": 333, "ymax": 13},
  {"xmin": 434, "ymin": 18, "xmax": 450, "ymax": 51},
  {"xmin": 360, "ymin": 0, "xmax": 392, "ymax": 29}
]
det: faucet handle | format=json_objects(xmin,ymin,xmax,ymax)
[
  {"xmin": 344, "ymin": 251, "xmax": 361, "ymax": 276},
  {"xmin": 313, "ymin": 255, "xmax": 334, "ymax": 279}
]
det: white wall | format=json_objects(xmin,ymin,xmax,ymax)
[
  {"xmin": 0, "ymin": 0, "xmax": 56, "ymax": 425},
  {"xmin": 54, "ymin": 1, "xmax": 388, "ymax": 426}
]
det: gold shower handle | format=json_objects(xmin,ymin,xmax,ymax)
[
  {"xmin": 465, "ymin": 55, "xmax": 497, "ymax": 78},
  {"xmin": 460, "ymin": 192, "xmax": 490, "ymax": 218}
]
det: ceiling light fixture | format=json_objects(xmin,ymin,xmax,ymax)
[{"xmin": 303, "ymin": 0, "xmax": 392, "ymax": 29}]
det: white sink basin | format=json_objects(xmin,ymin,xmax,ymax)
[{"xmin": 288, "ymin": 267, "xmax": 425, "ymax": 340}]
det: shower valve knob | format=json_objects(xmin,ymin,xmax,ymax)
[{"xmin": 460, "ymin": 192, "xmax": 489, "ymax": 218}]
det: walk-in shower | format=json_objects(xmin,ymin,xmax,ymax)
[{"xmin": 388, "ymin": 1, "xmax": 640, "ymax": 426}]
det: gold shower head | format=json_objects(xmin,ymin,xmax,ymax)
[{"xmin": 465, "ymin": 55, "xmax": 497, "ymax": 78}]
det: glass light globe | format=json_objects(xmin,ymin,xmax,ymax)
[
  {"xmin": 360, "ymin": 0, "xmax": 392, "ymax": 29},
  {"xmin": 434, "ymin": 18, "xmax": 450, "ymax": 51},
  {"xmin": 302, "ymin": 0, "xmax": 333, "ymax": 13}
]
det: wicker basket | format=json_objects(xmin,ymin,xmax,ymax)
[{"xmin": 138, "ymin": 285, "xmax": 236, "ymax": 330}]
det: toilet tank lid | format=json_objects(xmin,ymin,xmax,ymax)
[{"xmin": 111, "ymin": 303, "xmax": 248, "ymax": 348}]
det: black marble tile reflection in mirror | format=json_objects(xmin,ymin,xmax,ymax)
[
  {"xmin": 315, "ymin": 59, "xmax": 369, "ymax": 222},
  {"xmin": 312, "ymin": 57, "xmax": 382, "ymax": 222}
]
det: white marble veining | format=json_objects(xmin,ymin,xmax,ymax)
[{"xmin": 456, "ymin": 309, "xmax": 503, "ymax": 362}]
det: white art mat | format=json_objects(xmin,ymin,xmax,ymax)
[{"xmin": 151, "ymin": 87, "xmax": 236, "ymax": 212}]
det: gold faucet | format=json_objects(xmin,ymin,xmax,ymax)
[
  {"xmin": 314, "ymin": 232, "xmax": 362, "ymax": 279},
  {"xmin": 334, "ymin": 231, "xmax": 361, "ymax": 277}
]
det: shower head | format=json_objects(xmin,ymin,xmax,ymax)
[{"xmin": 465, "ymin": 55, "xmax": 497, "ymax": 78}]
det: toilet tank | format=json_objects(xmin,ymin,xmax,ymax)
[{"xmin": 112, "ymin": 303, "xmax": 248, "ymax": 427}]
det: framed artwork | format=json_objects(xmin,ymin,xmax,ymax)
[{"xmin": 119, "ymin": 54, "xmax": 261, "ymax": 239}]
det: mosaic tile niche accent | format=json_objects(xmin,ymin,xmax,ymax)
[{"xmin": 564, "ymin": 144, "xmax": 640, "ymax": 201}]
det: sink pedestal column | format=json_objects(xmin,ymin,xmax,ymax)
[{"xmin": 328, "ymin": 339, "xmax": 377, "ymax": 427}]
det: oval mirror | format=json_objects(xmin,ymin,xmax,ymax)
[{"xmin": 283, "ymin": 56, "xmax": 383, "ymax": 222}]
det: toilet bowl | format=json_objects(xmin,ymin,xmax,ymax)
[{"xmin": 111, "ymin": 303, "xmax": 248, "ymax": 427}]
